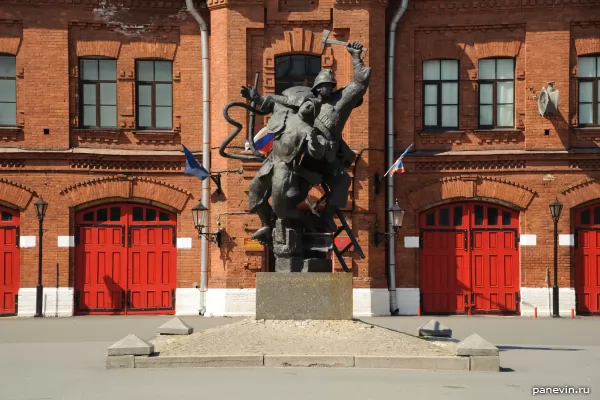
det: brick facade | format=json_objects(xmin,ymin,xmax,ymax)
[{"xmin": 0, "ymin": 0, "xmax": 599, "ymax": 317}]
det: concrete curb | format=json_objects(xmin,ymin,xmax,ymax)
[{"xmin": 106, "ymin": 354, "xmax": 499, "ymax": 371}]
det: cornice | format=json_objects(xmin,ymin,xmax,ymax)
[
  {"xmin": 414, "ymin": 0, "xmax": 600, "ymax": 12},
  {"xmin": 415, "ymin": 23, "xmax": 525, "ymax": 34},
  {"xmin": 206, "ymin": 0, "xmax": 263, "ymax": 10},
  {"xmin": 2, "ymin": 0, "xmax": 192, "ymax": 9},
  {"xmin": 334, "ymin": 0, "xmax": 388, "ymax": 7}
]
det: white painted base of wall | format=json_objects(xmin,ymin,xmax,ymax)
[
  {"xmin": 396, "ymin": 288, "xmax": 420, "ymax": 315},
  {"xmin": 17, "ymin": 288, "xmax": 74, "ymax": 317},
  {"xmin": 204, "ymin": 289, "xmax": 256, "ymax": 317},
  {"xmin": 195, "ymin": 288, "xmax": 418, "ymax": 317},
  {"xmin": 520, "ymin": 287, "xmax": 576, "ymax": 317},
  {"xmin": 353, "ymin": 289, "xmax": 389, "ymax": 317},
  {"xmin": 175, "ymin": 288, "xmax": 201, "ymax": 316}
]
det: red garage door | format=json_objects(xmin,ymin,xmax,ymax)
[
  {"xmin": 420, "ymin": 202, "xmax": 520, "ymax": 314},
  {"xmin": 575, "ymin": 204, "xmax": 600, "ymax": 314},
  {"xmin": 74, "ymin": 204, "xmax": 176, "ymax": 315},
  {"xmin": 0, "ymin": 206, "xmax": 19, "ymax": 316}
]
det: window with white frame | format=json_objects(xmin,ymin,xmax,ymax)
[
  {"xmin": 423, "ymin": 59, "xmax": 459, "ymax": 130},
  {"xmin": 478, "ymin": 58, "xmax": 515, "ymax": 128},
  {"xmin": 578, "ymin": 55, "xmax": 600, "ymax": 127},
  {"xmin": 0, "ymin": 55, "xmax": 16, "ymax": 127}
]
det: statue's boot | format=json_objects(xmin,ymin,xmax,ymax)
[
  {"xmin": 320, "ymin": 204, "xmax": 338, "ymax": 232},
  {"xmin": 251, "ymin": 205, "xmax": 274, "ymax": 244}
]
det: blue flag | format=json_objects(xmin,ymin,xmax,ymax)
[{"xmin": 182, "ymin": 144, "xmax": 210, "ymax": 181}]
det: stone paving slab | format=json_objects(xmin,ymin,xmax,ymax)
[
  {"xmin": 133, "ymin": 355, "xmax": 264, "ymax": 368},
  {"xmin": 354, "ymin": 355, "xmax": 469, "ymax": 371}
]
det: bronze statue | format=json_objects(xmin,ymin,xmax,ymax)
[{"xmin": 221, "ymin": 40, "xmax": 370, "ymax": 272}]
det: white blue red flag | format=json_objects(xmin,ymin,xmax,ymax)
[
  {"xmin": 182, "ymin": 144, "xmax": 210, "ymax": 181},
  {"xmin": 384, "ymin": 143, "xmax": 413, "ymax": 177},
  {"xmin": 253, "ymin": 127, "xmax": 274, "ymax": 156}
]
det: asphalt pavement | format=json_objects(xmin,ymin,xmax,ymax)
[{"xmin": 0, "ymin": 315, "xmax": 598, "ymax": 400}]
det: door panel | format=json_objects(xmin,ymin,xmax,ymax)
[
  {"xmin": 0, "ymin": 225, "xmax": 19, "ymax": 315},
  {"xmin": 576, "ymin": 229, "xmax": 600, "ymax": 314},
  {"xmin": 127, "ymin": 225, "xmax": 176, "ymax": 313},
  {"xmin": 75, "ymin": 225, "xmax": 126, "ymax": 314}
]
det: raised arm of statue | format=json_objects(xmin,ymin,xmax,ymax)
[{"xmin": 336, "ymin": 42, "xmax": 371, "ymax": 110}]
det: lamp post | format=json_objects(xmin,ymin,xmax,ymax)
[
  {"xmin": 34, "ymin": 197, "xmax": 48, "ymax": 318},
  {"xmin": 549, "ymin": 198, "xmax": 563, "ymax": 318}
]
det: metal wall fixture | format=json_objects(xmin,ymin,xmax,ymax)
[
  {"xmin": 192, "ymin": 201, "xmax": 222, "ymax": 247},
  {"xmin": 373, "ymin": 199, "xmax": 405, "ymax": 247}
]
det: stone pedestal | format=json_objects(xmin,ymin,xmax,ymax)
[{"xmin": 256, "ymin": 272, "xmax": 353, "ymax": 320}]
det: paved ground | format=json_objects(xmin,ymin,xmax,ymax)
[{"xmin": 0, "ymin": 315, "xmax": 598, "ymax": 400}]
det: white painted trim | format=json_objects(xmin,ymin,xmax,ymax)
[
  {"xmin": 205, "ymin": 288, "xmax": 256, "ymax": 317},
  {"xmin": 353, "ymin": 289, "xmax": 389, "ymax": 317},
  {"xmin": 520, "ymin": 234, "xmax": 537, "ymax": 246},
  {"xmin": 20, "ymin": 236, "xmax": 36, "ymax": 248},
  {"xmin": 520, "ymin": 287, "xmax": 576, "ymax": 317},
  {"xmin": 175, "ymin": 288, "xmax": 200, "ymax": 315},
  {"xmin": 404, "ymin": 236, "xmax": 419, "ymax": 248},
  {"xmin": 17, "ymin": 288, "xmax": 74, "ymax": 317},
  {"xmin": 559, "ymin": 234, "xmax": 574, "ymax": 246},
  {"xmin": 57, "ymin": 236, "xmax": 75, "ymax": 248},
  {"xmin": 396, "ymin": 288, "xmax": 419, "ymax": 315},
  {"xmin": 176, "ymin": 237, "xmax": 193, "ymax": 249}
]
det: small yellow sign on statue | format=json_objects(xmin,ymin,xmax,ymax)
[{"xmin": 244, "ymin": 238, "xmax": 264, "ymax": 252}]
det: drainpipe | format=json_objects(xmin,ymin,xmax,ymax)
[
  {"xmin": 185, "ymin": 0, "xmax": 210, "ymax": 315},
  {"xmin": 386, "ymin": 0, "xmax": 408, "ymax": 316}
]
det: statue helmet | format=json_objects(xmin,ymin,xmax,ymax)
[{"xmin": 311, "ymin": 69, "xmax": 337, "ymax": 93}]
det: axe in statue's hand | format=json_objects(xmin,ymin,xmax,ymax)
[{"xmin": 321, "ymin": 29, "xmax": 368, "ymax": 54}]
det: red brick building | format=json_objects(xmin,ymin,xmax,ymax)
[{"xmin": 1, "ymin": 0, "xmax": 600, "ymax": 318}]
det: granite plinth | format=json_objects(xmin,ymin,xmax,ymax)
[{"xmin": 256, "ymin": 272, "xmax": 352, "ymax": 320}]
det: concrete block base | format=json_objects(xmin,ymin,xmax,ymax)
[
  {"xmin": 106, "ymin": 355, "xmax": 135, "ymax": 369},
  {"xmin": 255, "ymin": 272, "xmax": 352, "ymax": 320},
  {"xmin": 134, "ymin": 355, "xmax": 264, "ymax": 368},
  {"xmin": 470, "ymin": 356, "xmax": 500, "ymax": 372},
  {"xmin": 264, "ymin": 355, "xmax": 354, "ymax": 368},
  {"xmin": 354, "ymin": 356, "xmax": 469, "ymax": 371}
]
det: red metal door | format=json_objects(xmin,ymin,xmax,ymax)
[
  {"xmin": 470, "ymin": 204, "xmax": 520, "ymax": 313},
  {"xmin": 419, "ymin": 202, "xmax": 520, "ymax": 315},
  {"xmin": 127, "ymin": 204, "xmax": 176, "ymax": 313},
  {"xmin": 575, "ymin": 205, "xmax": 600, "ymax": 314},
  {"xmin": 420, "ymin": 204, "xmax": 470, "ymax": 313},
  {"xmin": 75, "ymin": 206, "xmax": 127, "ymax": 314},
  {"xmin": 74, "ymin": 204, "xmax": 176, "ymax": 315},
  {"xmin": 0, "ymin": 207, "xmax": 19, "ymax": 316}
]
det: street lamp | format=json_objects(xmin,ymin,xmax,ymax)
[
  {"xmin": 191, "ymin": 201, "xmax": 222, "ymax": 247},
  {"xmin": 374, "ymin": 199, "xmax": 405, "ymax": 247},
  {"xmin": 549, "ymin": 197, "xmax": 563, "ymax": 318},
  {"xmin": 34, "ymin": 197, "xmax": 48, "ymax": 318}
]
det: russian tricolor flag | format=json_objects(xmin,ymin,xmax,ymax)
[
  {"xmin": 253, "ymin": 127, "xmax": 274, "ymax": 156},
  {"xmin": 384, "ymin": 143, "xmax": 413, "ymax": 177},
  {"xmin": 182, "ymin": 144, "xmax": 210, "ymax": 181}
]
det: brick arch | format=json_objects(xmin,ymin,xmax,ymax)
[
  {"xmin": 0, "ymin": 178, "xmax": 35, "ymax": 210},
  {"xmin": 76, "ymin": 40, "xmax": 121, "ymax": 58},
  {"xmin": 416, "ymin": 40, "xmax": 466, "ymax": 64},
  {"xmin": 560, "ymin": 178, "xmax": 600, "ymax": 209},
  {"xmin": 0, "ymin": 37, "xmax": 21, "ymax": 55},
  {"xmin": 263, "ymin": 27, "xmax": 334, "ymax": 94},
  {"xmin": 574, "ymin": 37, "xmax": 600, "ymax": 56},
  {"xmin": 59, "ymin": 175, "xmax": 192, "ymax": 212},
  {"xmin": 473, "ymin": 40, "xmax": 522, "ymax": 59},
  {"xmin": 130, "ymin": 41, "xmax": 177, "ymax": 61},
  {"xmin": 407, "ymin": 175, "xmax": 536, "ymax": 212}
]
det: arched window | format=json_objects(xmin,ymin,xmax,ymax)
[{"xmin": 275, "ymin": 55, "xmax": 321, "ymax": 95}]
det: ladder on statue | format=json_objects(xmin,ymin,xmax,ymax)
[{"xmin": 304, "ymin": 183, "xmax": 365, "ymax": 272}]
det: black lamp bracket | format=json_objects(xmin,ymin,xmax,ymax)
[
  {"xmin": 209, "ymin": 168, "xmax": 244, "ymax": 195},
  {"xmin": 373, "ymin": 220, "xmax": 400, "ymax": 247}
]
